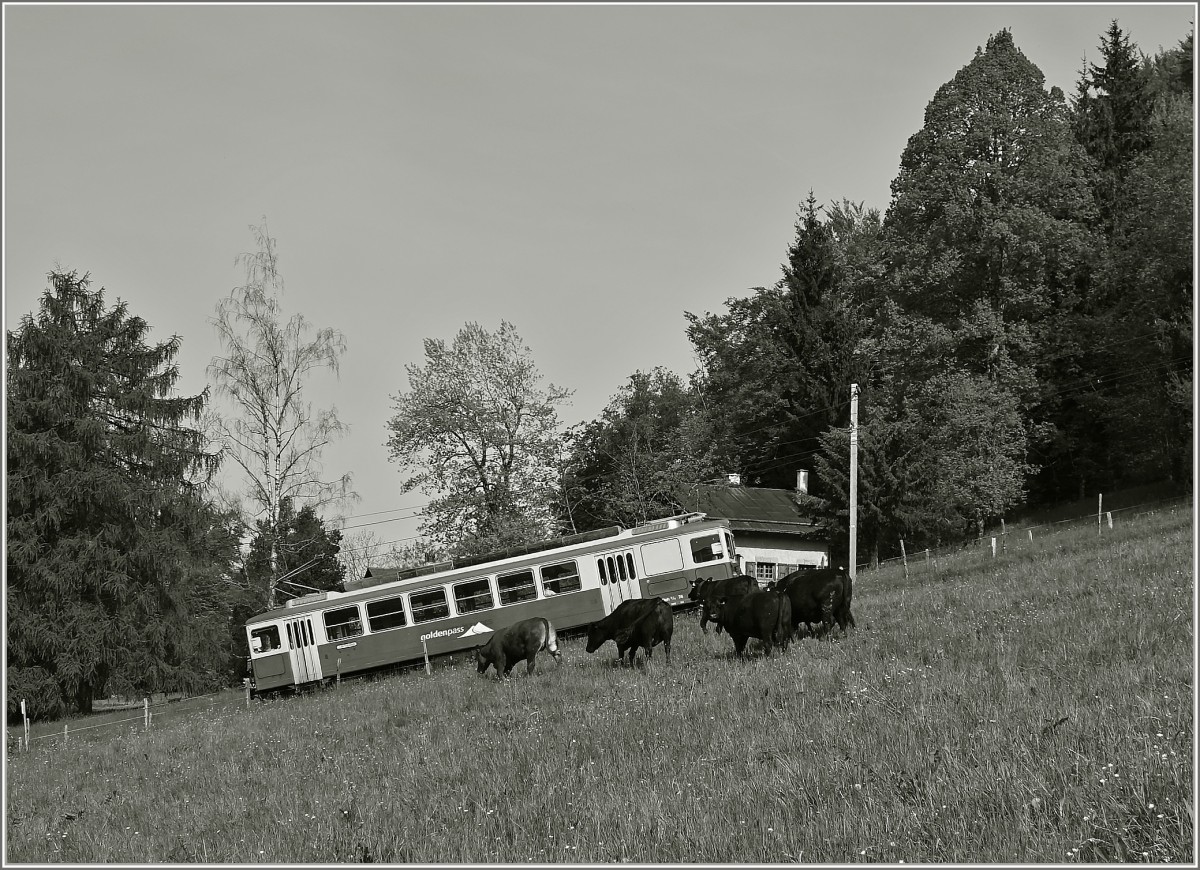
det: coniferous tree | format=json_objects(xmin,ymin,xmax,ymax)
[{"xmin": 7, "ymin": 271, "xmax": 233, "ymax": 716}]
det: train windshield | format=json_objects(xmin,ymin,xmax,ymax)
[{"xmin": 250, "ymin": 625, "xmax": 281, "ymax": 654}]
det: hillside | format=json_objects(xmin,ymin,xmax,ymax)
[{"xmin": 5, "ymin": 506, "xmax": 1192, "ymax": 863}]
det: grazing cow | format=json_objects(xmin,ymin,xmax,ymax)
[
  {"xmin": 691, "ymin": 574, "xmax": 757, "ymax": 634},
  {"xmin": 586, "ymin": 598, "xmax": 672, "ymax": 665},
  {"xmin": 775, "ymin": 567, "xmax": 855, "ymax": 639},
  {"xmin": 475, "ymin": 617, "xmax": 562, "ymax": 679},
  {"xmin": 717, "ymin": 590, "xmax": 793, "ymax": 657}
]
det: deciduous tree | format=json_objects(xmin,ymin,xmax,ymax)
[
  {"xmin": 208, "ymin": 220, "xmax": 353, "ymax": 609},
  {"xmin": 385, "ymin": 321, "xmax": 571, "ymax": 559}
]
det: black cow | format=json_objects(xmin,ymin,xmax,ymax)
[
  {"xmin": 775, "ymin": 567, "xmax": 855, "ymax": 639},
  {"xmin": 586, "ymin": 598, "xmax": 672, "ymax": 665},
  {"xmin": 691, "ymin": 574, "xmax": 757, "ymax": 633},
  {"xmin": 475, "ymin": 617, "xmax": 562, "ymax": 679},
  {"xmin": 717, "ymin": 589, "xmax": 793, "ymax": 657}
]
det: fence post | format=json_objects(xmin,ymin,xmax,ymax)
[
  {"xmin": 336, "ymin": 657, "xmax": 342, "ymax": 689},
  {"xmin": 991, "ymin": 537, "xmax": 997, "ymax": 558},
  {"xmin": 143, "ymin": 698, "xmax": 149, "ymax": 731},
  {"xmin": 1001, "ymin": 518, "xmax": 1007, "ymax": 551},
  {"xmin": 900, "ymin": 538, "xmax": 909, "ymax": 581},
  {"xmin": 63, "ymin": 723, "xmax": 68, "ymax": 746},
  {"xmin": 1098, "ymin": 493, "xmax": 1103, "ymax": 535},
  {"xmin": 422, "ymin": 638, "xmax": 431, "ymax": 676},
  {"xmin": 1028, "ymin": 529, "xmax": 1034, "ymax": 542},
  {"xmin": 1107, "ymin": 511, "xmax": 1113, "ymax": 530},
  {"xmin": 21, "ymin": 699, "xmax": 28, "ymax": 751}
]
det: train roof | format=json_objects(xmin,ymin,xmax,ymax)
[{"xmin": 246, "ymin": 513, "xmax": 730, "ymax": 626}]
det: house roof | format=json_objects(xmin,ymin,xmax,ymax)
[{"xmin": 682, "ymin": 484, "xmax": 823, "ymax": 538}]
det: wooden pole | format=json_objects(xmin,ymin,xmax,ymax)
[
  {"xmin": 21, "ymin": 700, "xmax": 28, "ymax": 751},
  {"xmin": 1000, "ymin": 518, "xmax": 1007, "ymax": 551},
  {"xmin": 1107, "ymin": 511, "xmax": 1113, "ymax": 530},
  {"xmin": 1098, "ymin": 493, "xmax": 1103, "ymax": 535},
  {"xmin": 848, "ymin": 383, "xmax": 859, "ymax": 583},
  {"xmin": 1028, "ymin": 529, "xmax": 1034, "ymax": 542},
  {"xmin": 336, "ymin": 657, "xmax": 342, "ymax": 688},
  {"xmin": 63, "ymin": 723, "xmax": 68, "ymax": 746},
  {"xmin": 991, "ymin": 537, "xmax": 997, "ymax": 558},
  {"xmin": 422, "ymin": 638, "xmax": 431, "ymax": 676},
  {"xmin": 144, "ymin": 698, "xmax": 149, "ymax": 731},
  {"xmin": 900, "ymin": 538, "xmax": 909, "ymax": 581}
]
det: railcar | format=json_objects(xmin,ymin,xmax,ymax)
[{"xmin": 244, "ymin": 512, "xmax": 738, "ymax": 694}]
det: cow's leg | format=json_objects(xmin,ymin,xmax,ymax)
[
  {"xmin": 526, "ymin": 654, "xmax": 537, "ymax": 675},
  {"xmin": 664, "ymin": 640, "xmax": 671, "ymax": 665},
  {"xmin": 498, "ymin": 654, "xmax": 510, "ymax": 680},
  {"xmin": 733, "ymin": 635, "xmax": 748, "ymax": 657}
]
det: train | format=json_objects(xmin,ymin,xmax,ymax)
[{"xmin": 244, "ymin": 512, "xmax": 739, "ymax": 694}]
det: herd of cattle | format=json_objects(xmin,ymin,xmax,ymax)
[{"xmin": 473, "ymin": 568, "xmax": 855, "ymax": 679}]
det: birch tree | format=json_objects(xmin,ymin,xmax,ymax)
[{"xmin": 209, "ymin": 220, "xmax": 352, "ymax": 609}]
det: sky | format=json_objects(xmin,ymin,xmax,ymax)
[{"xmin": 4, "ymin": 2, "xmax": 1194, "ymax": 563}]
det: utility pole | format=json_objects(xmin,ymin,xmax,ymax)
[{"xmin": 849, "ymin": 383, "xmax": 859, "ymax": 581}]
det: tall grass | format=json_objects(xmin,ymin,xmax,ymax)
[{"xmin": 6, "ymin": 509, "xmax": 1192, "ymax": 863}]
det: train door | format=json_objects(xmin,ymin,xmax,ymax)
[
  {"xmin": 597, "ymin": 549, "xmax": 640, "ymax": 613},
  {"xmin": 285, "ymin": 615, "xmax": 322, "ymax": 685}
]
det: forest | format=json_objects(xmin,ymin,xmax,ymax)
[{"xmin": 7, "ymin": 24, "xmax": 1193, "ymax": 718}]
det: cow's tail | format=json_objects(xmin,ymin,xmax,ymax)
[{"xmin": 541, "ymin": 617, "xmax": 562, "ymax": 665}]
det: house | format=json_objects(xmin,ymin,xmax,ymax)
[{"xmin": 681, "ymin": 474, "xmax": 829, "ymax": 585}]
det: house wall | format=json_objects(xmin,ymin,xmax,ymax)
[{"xmin": 731, "ymin": 532, "xmax": 828, "ymax": 583}]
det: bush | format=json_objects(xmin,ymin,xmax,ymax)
[{"xmin": 6, "ymin": 666, "xmax": 66, "ymax": 723}]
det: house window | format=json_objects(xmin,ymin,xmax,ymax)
[
  {"xmin": 323, "ymin": 606, "xmax": 363, "ymax": 641},
  {"xmin": 754, "ymin": 562, "xmax": 777, "ymax": 582}
]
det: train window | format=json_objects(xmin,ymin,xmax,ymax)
[
  {"xmin": 324, "ymin": 606, "xmax": 363, "ymax": 641},
  {"xmin": 250, "ymin": 626, "xmax": 281, "ymax": 654},
  {"xmin": 690, "ymin": 533, "xmax": 722, "ymax": 564},
  {"xmin": 497, "ymin": 569, "xmax": 536, "ymax": 605},
  {"xmin": 410, "ymin": 588, "xmax": 450, "ymax": 624},
  {"xmin": 597, "ymin": 558, "xmax": 607, "ymax": 585},
  {"xmin": 366, "ymin": 596, "xmax": 408, "ymax": 632},
  {"xmin": 454, "ymin": 578, "xmax": 495, "ymax": 613},
  {"xmin": 625, "ymin": 553, "xmax": 637, "ymax": 579},
  {"xmin": 541, "ymin": 561, "xmax": 581, "ymax": 595}
]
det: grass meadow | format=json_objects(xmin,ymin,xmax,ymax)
[{"xmin": 5, "ymin": 506, "xmax": 1193, "ymax": 864}]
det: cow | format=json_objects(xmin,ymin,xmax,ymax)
[
  {"xmin": 585, "ymin": 598, "xmax": 672, "ymax": 665},
  {"xmin": 475, "ymin": 617, "xmax": 562, "ymax": 679},
  {"xmin": 690, "ymin": 574, "xmax": 757, "ymax": 634},
  {"xmin": 775, "ymin": 567, "xmax": 855, "ymax": 640},
  {"xmin": 717, "ymin": 589, "xmax": 793, "ymax": 657}
]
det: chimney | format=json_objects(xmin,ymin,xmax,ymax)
[
  {"xmin": 727, "ymin": 473, "xmax": 742, "ymax": 486},
  {"xmin": 796, "ymin": 469, "xmax": 809, "ymax": 495}
]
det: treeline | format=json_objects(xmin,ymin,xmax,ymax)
[
  {"xmin": 558, "ymin": 25, "xmax": 1193, "ymax": 564},
  {"xmin": 7, "ymin": 24, "xmax": 1191, "ymax": 720}
]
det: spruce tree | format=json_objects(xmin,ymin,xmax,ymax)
[{"xmin": 7, "ymin": 271, "xmax": 231, "ymax": 715}]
